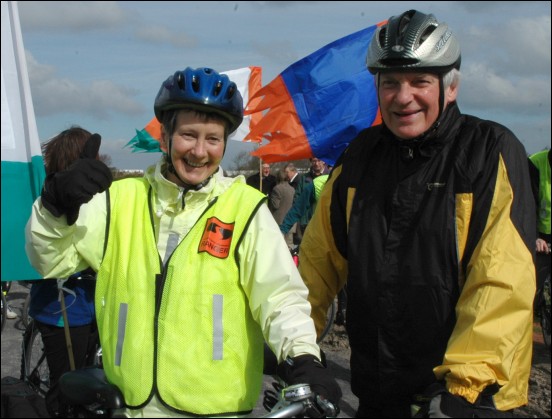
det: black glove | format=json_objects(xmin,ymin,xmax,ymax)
[
  {"xmin": 277, "ymin": 354, "xmax": 341, "ymax": 417},
  {"xmin": 421, "ymin": 382, "xmax": 504, "ymax": 418},
  {"xmin": 41, "ymin": 134, "xmax": 112, "ymax": 225}
]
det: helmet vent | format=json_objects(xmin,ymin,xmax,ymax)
[
  {"xmin": 214, "ymin": 80, "xmax": 223, "ymax": 97},
  {"xmin": 420, "ymin": 25, "xmax": 436, "ymax": 44},
  {"xmin": 397, "ymin": 13, "xmax": 413, "ymax": 39},
  {"xmin": 177, "ymin": 72, "xmax": 185, "ymax": 90},
  {"xmin": 226, "ymin": 84, "xmax": 236, "ymax": 99},
  {"xmin": 192, "ymin": 75, "xmax": 200, "ymax": 93}
]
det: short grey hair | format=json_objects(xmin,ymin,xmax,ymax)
[{"xmin": 442, "ymin": 68, "xmax": 461, "ymax": 90}]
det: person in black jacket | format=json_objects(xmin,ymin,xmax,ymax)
[
  {"xmin": 299, "ymin": 9, "xmax": 536, "ymax": 418},
  {"xmin": 246, "ymin": 162, "xmax": 276, "ymax": 196}
]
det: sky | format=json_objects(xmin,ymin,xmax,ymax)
[{"xmin": 16, "ymin": 1, "xmax": 552, "ymax": 171}]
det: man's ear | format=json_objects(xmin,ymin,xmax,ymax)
[{"xmin": 445, "ymin": 81, "xmax": 459, "ymax": 105}]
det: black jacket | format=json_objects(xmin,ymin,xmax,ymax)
[{"xmin": 299, "ymin": 103, "xmax": 536, "ymax": 410}]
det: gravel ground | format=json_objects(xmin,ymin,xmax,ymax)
[{"xmin": 320, "ymin": 323, "xmax": 551, "ymax": 418}]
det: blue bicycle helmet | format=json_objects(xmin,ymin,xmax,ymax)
[
  {"xmin": 154, "ymin": 67, "xmax": 244, "ymax": 134},
  {"xmin": 367, "ymin": 10, "xmax": 461, "ymax": 75}
]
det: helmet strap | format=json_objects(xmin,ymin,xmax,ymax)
[
  {"xmin": 165, "ymin": 137, "xmax": 213, "ymax": 192},
  {"xmin": 438, "ymin": 75, "xmax": 445, "ymax": 120}
]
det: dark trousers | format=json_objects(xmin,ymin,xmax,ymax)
[
  {"xmin": 357, "ymin": 399, "xmax": 412, "ymax": 418},
  {"xmin": 35, "ymin": 320, "xmax": 98, "ymax": 416}
]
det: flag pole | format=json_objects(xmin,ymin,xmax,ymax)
[{"xmin": 259, "ymin": 155, "xmax": 263, "ymax": 194}]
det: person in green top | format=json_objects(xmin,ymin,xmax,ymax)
[{"xmin": 529, "ymin": 149, "xmax": 551, "ymax": 291}]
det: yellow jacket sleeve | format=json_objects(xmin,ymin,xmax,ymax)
[{"xmin": 434, "ymin": 155, "xmax": 535, "ymax": 411}]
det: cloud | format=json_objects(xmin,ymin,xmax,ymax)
[
  {"xmin": 26, "ymin": 51, "xmax": 145, "ymax": 119},
  {"xmin": 460, "ymin": 62, "xmax": 551, "ymax": 114},
  {"xmin": 464, "ymin": 15, "xmax": 551, "ymax": 77},
  {"xmin": 134, "ymin": 25, "xmax": 197, "ymax": 48},
  {"xmin": 251, "ymin": 40, "xmax": 299, "ymax": 66},
  {"xmin": 19, "ymin": 1, "xmax": 130, "ymax": 32}
]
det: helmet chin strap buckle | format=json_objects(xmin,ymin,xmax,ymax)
[{"xmin": 166, "ymin": 155, "xmax": 213, "ymax": 192}]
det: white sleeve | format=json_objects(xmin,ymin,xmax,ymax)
[
  {"xmin": 238, "ymin": 203, "xmax": 320, "ymax": 363},
  {"xmin": 25, "ymin": 192, "xmax": 107, "ymax": 278}
]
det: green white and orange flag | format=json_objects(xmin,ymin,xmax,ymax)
[{"xmin": 1, "ymin": 0, "xmax": 46, "ymax": 281}]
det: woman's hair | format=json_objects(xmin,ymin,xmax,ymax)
[
  {"xmin": 42, "ymin": 126, "xmax": 93, "ymax": 175},
  {"xmin": 160, "ymin": 108, "xmax": 230, "ymax": 141},
  {"xmin": 276, "ymin": 169, "xmax": 288, "ymax": 184}
]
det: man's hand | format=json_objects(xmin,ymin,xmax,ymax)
[
  {"xmin": 41, "ymin": 134, "xmax": 112, "ymax": 225},
  {"xmin": 536, "ymin": 238, "xmax": 551, "ymax": 254}
]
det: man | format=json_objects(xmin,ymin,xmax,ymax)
[
  {"xmin": 293, "ymin": 158, "xmax": 329, "ymax": 237},
  {"xmin": 284, "ymin": 162, "xmax": 300, "ymax": 190},
  {"xmin": 529, "ymin": 149, "xmax": 551, "ymax": 292},
  {"xmin": 284, "ymin": 159, "xmax": 329, "ymax": 244},
  {"xmin": 246, "ymin": 162, "xmax": 276, "ymax": 196},
  {"xmin": 299, "ymin": 10, "xmax": 535, "ymax": 418},
  {"xmin": 26, "ymin": 67, "xmax": 340, "ymax": 417}
]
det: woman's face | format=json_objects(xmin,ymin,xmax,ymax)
[{"xmin": 161, "ymin": 110, "xmax": 225, "ymax": 186}]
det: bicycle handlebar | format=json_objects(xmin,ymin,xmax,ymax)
[{"xmin": 263, "ymin": 383, "xmax": 339, "ymax": 418}]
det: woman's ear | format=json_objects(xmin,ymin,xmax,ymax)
[{"xmin": 159, "ymin": 126, "xmax": 168, "ymax": 153}]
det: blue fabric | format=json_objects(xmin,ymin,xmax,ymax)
[
  {"xmin": 280, "ymin": 24, "xmax": 380, "ymax": 166},
  {"xmin": 29, "ymin": 277, "xmax": 95, "ymax": 327}
]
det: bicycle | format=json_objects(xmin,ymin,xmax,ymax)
[
  {"xmin": 57, "ymin": 366, "xmax": 339, "ymax": 418},
  {"xmin": 20, "ymin": 317, "xmax": 103, "ymax": 399},
  {"xmin": 19, "ymin": 280, "xmax": 42, "ymax": 329},
  {"xmin": 2, "ymin": 280, "xmax": 14, "ymax": 332},
  {"xmin": 20, "ymin": 272, "xmax": 101, "ymax": 399},
  {"xmin": 20, "ymin": 318, "xmax": 50, "ymax": 397}
]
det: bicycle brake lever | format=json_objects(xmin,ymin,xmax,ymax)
[{"xmin": 312, "ymin": 394, "xmax": 339, "ymax": 418}]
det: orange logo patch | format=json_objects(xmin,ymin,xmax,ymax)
[{"xmin": 198, "ymin": 217, "xmax": 234, "ymax": 259}]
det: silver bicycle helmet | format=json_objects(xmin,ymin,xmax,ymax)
[
  {"xmin": 154, "ymin": 67, "xmax": 244, "ymax": 134},
  {"xmin": 367, "ymin": 10, "xmax": 461, "ymax": 74}
]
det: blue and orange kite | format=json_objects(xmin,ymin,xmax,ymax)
[{"xmin": 244, "ymin": 22, "xmax": 384, "ymax": 166}]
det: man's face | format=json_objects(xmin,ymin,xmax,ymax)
[
  {"xmin": 310, "ymin": 158, "xmax": 327, "ymax": 176},
  {"xmin": 261, "ymin": 164, "xmax": 270, "ymax": 177},
  {"xmin": 284, "ymin": 168, "xmax": 295, "ymax": 181},
  {"xmin": 160, "ymin": 110, "xmax": 225, "ymax": 186},
  {"xmin": 378, "ymin": 72, "xmax": 457, "ymax": 140}
]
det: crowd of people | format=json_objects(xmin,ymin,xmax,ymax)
[{"xmin": 16, "ymin": 7, "xmax": 550, "ymax": 419}]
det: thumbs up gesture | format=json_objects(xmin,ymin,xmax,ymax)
[{"xmin": 41, "ymin": 134, "xmax": 113, "ymax": 225}]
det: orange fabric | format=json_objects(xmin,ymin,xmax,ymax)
[
  {"xmin": 144, "ymin": 117, "xmax": 162, "ymax": 141},
  {"xmin": 244, "ymin": 76, "xmax": 310, "ymax": 160},
  {"xmin": 246, "ymin": 66, "xmax": 263, "ymax": 136}
]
